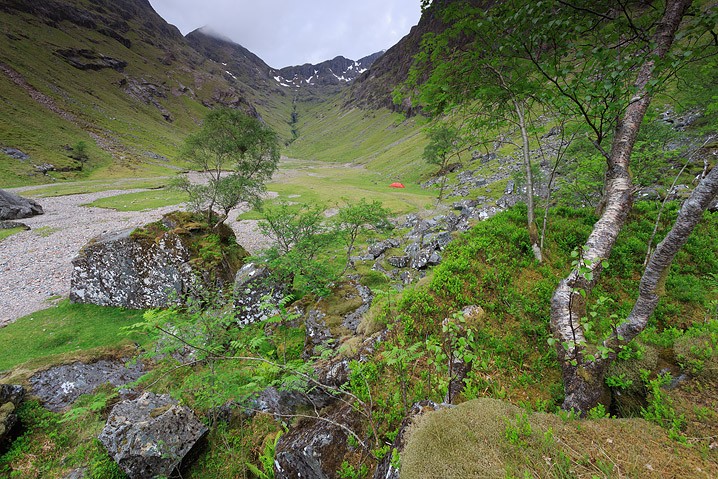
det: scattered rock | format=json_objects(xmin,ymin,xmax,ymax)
[
  {"xmin": 0, "ymin": 385, "xmax": 24, "ymax": 452},
  {"xmin": 303, "ymin": 282, "xmax": 373, "ymax": 359},
  {"xmin": 367, "ymin": 238, "xmax": 400, "ymax": 259},
  {"xmin": 1, "ymin": 147, "xmax": 29, "ymax": 161},
  {"xmin": 61, "ymin": 468, "xmax": 87, "ymax": 479},
  {"xmin": 99, "ymin": 392, "xmax": 208, "ymax": 479},
  {"xmin": 29, "ymin": 359, "xmax": 144, "ymax": 412},
  {"xmin": 0, "ymin": 220, "xmax": 30, "ymax": 230},
  {"xmin": 0, "ymin": 190, "xmax": 44, "ymax": 220},
  {"xmin": 34, "ymin": 163, "xmax": 55, "ymax": 174},
  {"xmin": 387, "ymin": 255, "xmax": 410, "ymax": 268}
]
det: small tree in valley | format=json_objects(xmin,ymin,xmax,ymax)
[
  {"xmin": 422, "ymin": 123, "xmax": 463, "ymax": 201},
  {"xmin": 335, "ymin": 199, "xmax": 392, "ymax": 276},
  {"xmin": 174, "ymin": 108, "xmax": 280, "ymax": 227}
]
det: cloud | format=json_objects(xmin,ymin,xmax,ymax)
[{"xmin": 148, "ymin": 0, "xmax": 421, "ymax": 68}]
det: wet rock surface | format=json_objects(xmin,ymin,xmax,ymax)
[
  {"xmin": 99, "ymin": 392, "xmax": 208, "ymax": 479},
  {"xmin": 0, "ymin": 189, "xmax": 43, "ymax": 220},
  {"xmin": 29, "ymin": 359, "xmax": 144, "ymax": 412},
  {"xmin": 0, "ymin": 384, "xmax": 25, "ymax": 451},
  {"xmin": 275, "ymin": 402, "xmax": 363, "ymax": 479}
]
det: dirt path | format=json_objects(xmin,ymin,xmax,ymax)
[{"xmin": 0, "ymin": 189, "xmax": 271, "ymax": 327}]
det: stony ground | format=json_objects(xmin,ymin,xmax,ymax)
[{"xmin": 0, "ymin": 188, "xmax": 272, "ymax": 327}]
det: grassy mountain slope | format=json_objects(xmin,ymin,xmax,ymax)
[
  {"xmin": 0, "ymin": 0, "xmax": 297, "ymax": 186},
  {"xmin": 0, "ymin": 0, "xmax": 435, "ymax": 191}
]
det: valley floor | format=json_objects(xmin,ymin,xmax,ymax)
[{"xmin": 0, "ymin": 187, "xmax": 271, "ymax": 327}]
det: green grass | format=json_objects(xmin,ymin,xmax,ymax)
[
  {"xmin": 0, "ymin": 227, "xmax": 25, "ymax": 242},
  {"xmin": 286, "ymin": 105, "xmax": 432, "ymax": 184},
  {"xmin": 86, "ymin": 187, "xmax": 185, "ymax": 211},
  {"xmin": 0, "ymin": 300, "xmax": 148, "ymax": 372},
  {"xmin": 240, "ymin": 158, "xmax": 436, "ymax": 219},
  {"xmin": 32, "ymin": 226, "xmax": 61, "ymax": 237}
]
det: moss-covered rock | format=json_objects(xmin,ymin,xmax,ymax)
[
  {"xmin": 400, "ymin": 398, "xmax": 718, "ymax": 479},
  {"xmin": 70, "ymin": 211, "xmax": 247, "ymax": 309},
  {"xmin": 301, "ymin": 281, "xmax": 373, "ymax": 359}
]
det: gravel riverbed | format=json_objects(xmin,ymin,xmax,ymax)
[{"xmin": 0, "ymin": 189, "xmax": 272, "ymax": 327}]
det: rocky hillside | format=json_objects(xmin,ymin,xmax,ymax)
[
  {"xmin": 347, "ymin": 0, "xmax": 483, "ymax": 113},
  {"xmin": 0, "ymin": 0, "xmax": 280, "ymax": 185},
  {"xmin": 184, "ymin": 27, "xmax": 288, "ymax": 112},
  {"xmin": 0, "ymin": 0, "xmax": 449, "ymax": 188},
  {"xmin": 274, "ymin": 51, "xmax": 384, "ymax": 92}
]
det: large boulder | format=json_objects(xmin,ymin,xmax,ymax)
[
  {"xmin": 70, "ymin": 212, "xmax": 247, "ymax": 309},
  {"xmin": 98, "ymin": 392, "xmax": 208, "ymax": 479},
  {"xmin": 0, "ymin": 384, "xmax": 25, "ymax": 452},
  {"xmin": 29, "ymin": 359, "xmax": 144, "ymax": 412},
  {"xmin": 0, "ymin": 190, "xmax": 43, "ymax": 220}
]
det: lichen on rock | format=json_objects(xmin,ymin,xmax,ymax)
[{"xmin": 70, "ymin": 211, "xmax": 247, "ymax": 309}]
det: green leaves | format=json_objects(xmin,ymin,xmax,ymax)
[{"xmin": 177, "ymin": 108, "xmax": 280, "ymax": 225}]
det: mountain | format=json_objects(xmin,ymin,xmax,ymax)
[
  {"xmin": 184, "ymin": 27, "xmax": 286, "ymax": 108},
  {"xmin": 0, "ymin": 0, "xmax": 427, "ymax": 187},
  {"xmin": 273, "ymin": 51, "xmax": 384, "ymax": 91},
  {"xmin": 347, "ymin": 0, "xmax": 480, "ymax": 113},
  {"xmin": 0, "ymin": 0, "xmax": 276, "ymax": 185}
]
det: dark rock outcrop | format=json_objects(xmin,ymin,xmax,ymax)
[
  {"xmin": 0, "ymin": 384, "xmax": 25, "ymax": 452},
  {"xmin": 0, "ymin": 189, "xmax": 43, "ymax": 220},
  {"xmin": 275, "ymin": 402, "xmax": 364, "ymax": 479},
  {"xmin": 99, "ymin": 392, "xmax": 208, "ymax": 479},
  {"xmin": 29, "ymin": 359, "xmax": 144, "ymax": 412},
  {"xmin": 1, "ymin": 147, "xmax": 29, "ymax": 161},
  {"xmin": 56, "ymin": 48, "xmax": 127, "ymax": 71},
  {"xmin": 274, "ymin": 52, "xmax": 383, "ymax": 89},
  {"xmin": 70, "ymin": 212, "xmax": 246, "ymax": 309}
]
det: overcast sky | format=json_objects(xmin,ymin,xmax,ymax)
[{"xmin": 147, "ymin": 0, "xmax": 422, "ymax": 69}]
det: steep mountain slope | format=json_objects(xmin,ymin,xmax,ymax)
[
  {"xmin": 0, "ymin": 0, "xmax": 436, "ymax": 189},
  {"xmin": 347, "ymin": 0, "xmax": 482, "ymax": 113},
  {"xmin": 0, "ymin": 0, "xmax": 291, "ymax": 186},
  {"xmin": 184, "ymin": 26, "xmax": 294, "ymax": 126}
]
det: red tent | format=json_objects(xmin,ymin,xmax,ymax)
[{"xmin": 390, "ymin": 182, "xmax": 405, "ymax": 188}]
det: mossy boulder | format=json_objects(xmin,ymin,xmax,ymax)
[
  {"xmin": 71, "ymin": 211, "xmax": 247, "ymax": 309},
  {"xmin": 400, "ymin": 398, "xmax": 718, "ymax": 478},
  {"xmin": 301, "ymin": 281, "xmax": 373, "ymax": 359},
  {"xmin": 0, "ymin": 385, "xmax": 24, "ymax": 452}
]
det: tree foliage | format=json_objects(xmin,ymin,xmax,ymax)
[
  {"xmin": 175, "ymin": 108, "xmax": 280, "ymax": 226},
  {"xmin": 335, "ymin": 198, "xmax": 392, "ymax": 275},
  {"xmin": 409, "ymin": 0, "xmax": 718, "ymax": 413}
]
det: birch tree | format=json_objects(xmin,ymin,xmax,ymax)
[{"xmin": 413, "ymin": 0, "xmax": 718, "ymax": 413}]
